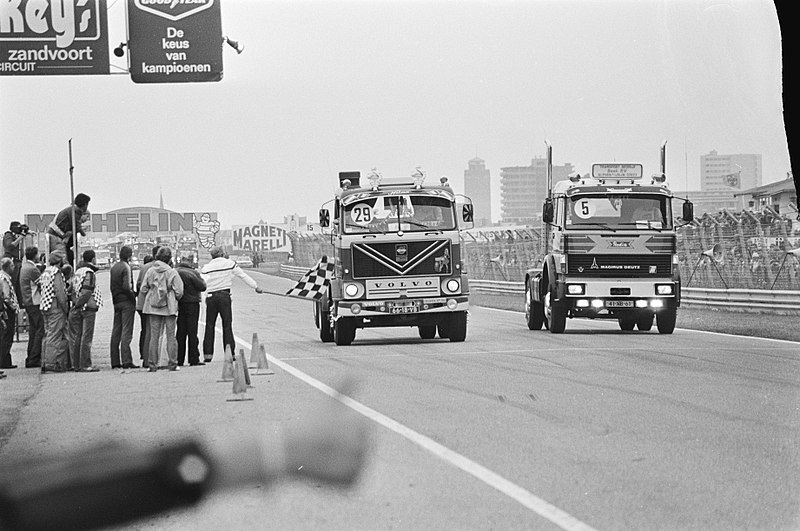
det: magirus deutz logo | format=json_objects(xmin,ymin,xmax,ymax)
[{"xmin": 134, "ymin": 0, "xmax": 215, "ymax": 21}]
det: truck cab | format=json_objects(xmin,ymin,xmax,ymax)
[
  {"xmin": 316, "ymin": 168, "xmax": 474, "ymax": 345},
  {"xmin": 526, "ymin": 144, "xmax": 693, "ymax": 334}
]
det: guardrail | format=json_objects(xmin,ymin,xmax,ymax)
[
  {"xmin": 469, "ymin": 279, "xmax": 800, "ymax": 314},
  {"xmin": 279, "ymin": 265, "xmax": 800, "ymax": 314}
]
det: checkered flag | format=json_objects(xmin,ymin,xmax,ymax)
[{"xmin": 285, "ymin": 256, "xmax": 335, "ymax": 300}]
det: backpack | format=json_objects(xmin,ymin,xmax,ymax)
[{"xmin": 149, "ymin": 269, "xmax": 169, "ymax": 308}]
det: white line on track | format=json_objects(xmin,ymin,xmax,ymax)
[{"xmin": 218, "ymin": 325, "xmax": 597, "ymax": 531}]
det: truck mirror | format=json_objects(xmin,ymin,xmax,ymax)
[
  {"xmin": 682, "ymin": 201, "xmax": 694, "ymax": 223},
  {"xmin": 462, "ymin": 203, "xmax": 474, "ymax": 223},
  {"xmin": 319, "ymin": 209, "xmax": 330, "ymax": 228},
  {"xmin": 542, "ymin": 200, "xmax": 554, "ymax": 223}
]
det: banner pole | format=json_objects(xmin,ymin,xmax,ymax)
[{"xmin": 68, "ymin": 139, "xmax": 78, "ymax": 269}]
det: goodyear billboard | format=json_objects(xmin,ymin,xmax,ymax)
[
  {"xmin": 127, "ymin": 0, "xmax": 222, "ymax": 83},
  {"xmin": 0, "ymin": 0, "xmax": 110, "ymax": 75}
]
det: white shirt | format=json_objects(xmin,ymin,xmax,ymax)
[{"xmin": 201, "ymin": 257, "xmax": 258, "ymax": 293}]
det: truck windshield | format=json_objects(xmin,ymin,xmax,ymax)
[
  {"xmin": 343, "ymin": 194, "xmax": 456, "ymax": 234},
  {"xmin": 566, "ymin": 194, "xmax": 672, "ymax": 230}
]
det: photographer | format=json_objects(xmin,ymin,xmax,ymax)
[
  {"xmin": 3, "ymin": 221, "xmax": 29, "ymax": 303},
  {"xmin": 2, "ymin": 221, "xmax": 26, "ymax": 261}
]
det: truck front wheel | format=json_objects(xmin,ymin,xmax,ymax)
[
  {"xmin": 545, "ymin": 291, "xmax": 567, "ymax": 334},
  {"xmin": 334, "ymin": 317, "xmax": 356, "ymax": 345},
  {"xmin": 418, "ymin": 325, "xmax": 436, "ymax": 339},
  {"xmin": 656, "ymin": 308, "xmax": 677, "ymax": 334},
  {"xmin": 637, "ymin": 313, "xmax": 654, "ymax": 331},
  {"xmin": 447, "ymin": 312, "xmax": 467, "ymax": 342},
  {"xmin": 525, "ymin": 281, "xmax": 544, "ymax": 330},
  {"xmin": 318, "ymin": 302, "xmax": 334, "ymax": 343}
]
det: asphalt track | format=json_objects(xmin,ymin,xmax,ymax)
[{"xmin": 1, "ymin": 270, "xmax": 798, "ymax": 530}]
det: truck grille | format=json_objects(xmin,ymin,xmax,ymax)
[
  {"xmin": 567, "ymin": 254, "xmax": 672, "ymax": 277},
  {"xmin": 352, "ymin": 240, "xmax": 452, "ymax": 278},
  {"xmin": 565, "ymin": 234, "xmax": 675, "ymax": 254},
  {"xmin": 366, "ymin": 277, "xmax": 441, "ymax": 298}
]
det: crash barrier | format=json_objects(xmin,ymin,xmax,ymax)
[
  {"xmin": 469, "ymin": 279, "xmax": 800, "ymax": 314},
  {"xmin": 288, "ymin": 207, "xmax": 800, "ymax": 290}
]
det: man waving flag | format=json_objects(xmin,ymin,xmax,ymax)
[{"xmin": 285, "ymin": 256, "xmax": 335, "ymax": 301}]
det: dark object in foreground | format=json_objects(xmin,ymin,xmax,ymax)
[{"xmin": 0, "ymin": 381, "xmax": 369, "ymax": 530}]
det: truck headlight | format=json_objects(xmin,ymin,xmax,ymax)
[
  {"xmin": 566, "ymin": 283, "xmax": 585, "ymax": 295},
  {"xmin": 344, "ymin": 282, "xmax": 364, "ymax": 299},
  {"xmin": 442, "ymin": 278, "xmax": 461, "ymax": 294},
  {"xmin": 655, "ymin": 284, "xmax": 674, "ymax": 295}
]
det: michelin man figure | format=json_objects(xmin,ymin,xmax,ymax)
[{"xmin": 193, "ymin": 213, "xmax": 220, "ymax": 249}]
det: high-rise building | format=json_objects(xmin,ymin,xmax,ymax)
[
  {"xmin": 700, "ymin": 151, "xmax": 761, "ymax": 192},
  {"xmin": 463, "ymin": 157, "xmax": 492, "ymax": 227},
  {"xmin": 500, "ymin": 157, "xmax": 574, "ymax": 225}
]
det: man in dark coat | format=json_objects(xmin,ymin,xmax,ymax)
[
  {"xmin": 47, "ymin": 193, "xmax": 90, "ymax": 267},
  {"xmin": 109, "ymin": 246, "xmax": 138, "ymax": 369},
  {"xmin": 175, "ymin": 255, "xmax": 206, "ymax": 366}
]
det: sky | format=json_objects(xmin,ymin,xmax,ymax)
[{"xmin": 0, "ymin": 0, "xmax": 790, "ymax": 227}]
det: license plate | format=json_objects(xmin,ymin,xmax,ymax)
[
  {"xmin": 390, "ymin": 306, "xmax": 419, "ymax": 314},
  {"xmin": 607, "ymin": 300, "xmax": 633, "ymax": 308}
]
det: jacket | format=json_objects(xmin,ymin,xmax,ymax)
[
  {"xmin": 139, "ymin": 261, "xmax": 184, "ymax": 316},
  {"xmin": 39, "ymin": 266, "xmax": 69, "ymax": 313},
  {"xmin": 175, "ymin": 263, "xmax": 206, "ymax": 304},
  {"xmin": 19, "ymin": 259, "xmax": 41, "ymax": 307},
  {"xmin": 135, "ymin": 261, "xmax": 156, "ymax": 311},
  {"xmin": 71, "ymin": 262, "xmax": 102, "ymax": 311},
  {"xmin": 201, "ymin": 257, "xmax": 258, "ymax": 293},
  {"xmin": 110, "ymin": 260, "xmax": 136, "ymax": 305},
  {"xmin": 0, "ymin": 271, "xmax": 18, "ymax": 312}
]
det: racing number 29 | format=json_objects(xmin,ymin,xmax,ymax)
[{"xmin": 351, "ymin": 204, "xmax": 373, "ymax": 225}]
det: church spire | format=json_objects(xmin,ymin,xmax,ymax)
[{"xmin": 159, "ymin": 188, "xmax": 164, "ymax": 210}]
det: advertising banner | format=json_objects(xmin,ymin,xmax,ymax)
[
  {"xmin": 0, "ymin": 0, "xmax": 110, "ymax": 75},
  {"xmin": 232, "ymin": 224, "xmax": 291, "ymax": 253},
  {"xmin": 126, "ymin": 0, "xmax": 222, "ymax": 83}
]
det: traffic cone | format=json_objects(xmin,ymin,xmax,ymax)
[
  {"xmin": 226, "ymin": 352, "xmax": 253, "ymax": 402},
  {"xmin": 248, "ymin": 333, "xmax": 260, "ymax": 368},
  {"xmin": 217, "ymin": 345, "xmax": 235, "ymax": 382},
  {"xmin": 252, "ymin": 344, "xmax": 274, "ymax": 376},
  {"xmin": 240, "ymin": 348, "xmax": 253, "ymax": 387}
]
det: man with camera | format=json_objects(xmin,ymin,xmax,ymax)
[{"xmin": 3, "ymin": 221, "xmax": 29, "ymax": 304}]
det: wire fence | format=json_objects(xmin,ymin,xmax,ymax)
[{"xmin": 288, "ymin": 208, "xmax": 800, "ymax": 291}]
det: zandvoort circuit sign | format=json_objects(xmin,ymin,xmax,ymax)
[
  {"xmin": 126, "ymin": 0, "xmax": 222, "ymax": 83},
  {"xmin": 0, "ymin": 0, "xmax": 110, "ymax": 75}
]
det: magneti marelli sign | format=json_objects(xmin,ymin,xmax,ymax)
[
  {"xmin": 0, "ymin": 0, "xmax": 110, "ymax": 75},
  {"xmin": 127, "ymin": 0, "xmax": 222, "ymax": 83}
]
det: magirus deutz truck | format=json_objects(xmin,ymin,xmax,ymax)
[
  {"xmin": 315, "ymin": 168, "xmax": 474, "ymax": 345},
  {"xmin": 525, "ymin": 142, "xmax": 694, "ymax": 334}
]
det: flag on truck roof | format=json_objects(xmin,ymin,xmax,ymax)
[{"xmin": 285, "ymin": 256, "xmax": 335, "ymax": 300}]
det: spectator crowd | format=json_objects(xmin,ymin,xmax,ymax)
[{"xmin": 1, "ymin": 196, "xmax": 263, "ymax": 377}]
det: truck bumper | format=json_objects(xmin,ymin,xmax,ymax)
[
  {"xmin": 555, "ymin": 278, "xmax": 680, "ymax": 314},
  {"xmin": 335, "ymin": 295, "xmax": 469, "ymax": 318}
]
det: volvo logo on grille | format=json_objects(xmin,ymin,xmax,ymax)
[
  {"xmin": 608, "ymin": 240, "xmax": 632, "ymax": 248},
  {"xmin": 396, "ymin": 244, "xmax": 408, "ymax": 263}
]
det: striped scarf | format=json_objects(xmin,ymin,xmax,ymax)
[
  {"xmin": 73, "ymin": 266, "xmax": 103, "ymax": 310},
  {"xmin": 39, "ymin": 265, "xmax": 60, "ymax": 312}
]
